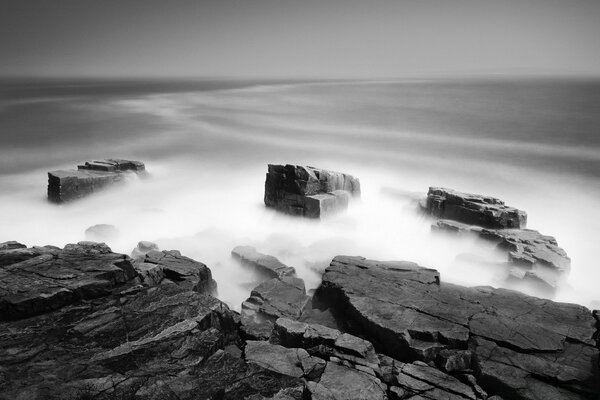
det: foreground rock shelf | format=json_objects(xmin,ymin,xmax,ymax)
[
  {"xmin": 2, "ymin": 239, "xmax": 598, "ymax": 399},
  {"xmin": 47, "ymin": 158, "xmax": 146, "ymax": 203},
  {"xmin": 264, "ymin": 164, "xmax": 361, "ymax": 218}
]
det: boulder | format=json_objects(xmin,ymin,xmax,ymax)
[
  {"xmin": 264, "ymin": 164, "xmax": 360, "ymax": 218},
  {"xmin": 245, "ymin": 340, "xmax": 326, "ymax": 379},
  {"xmin": 232, "ymin": 245, "xmax": 296, "ymax": 279},
  {"xmin": 47, "ymin": 159, "xmax": 146, "ymax": 203},
  {"xmin": 134, "ymin": 249, "xmax": 217, "ymax": 294},
  {"xmin": 423, "ymin": 187, "xmax": 527, "ymax": 229},
  {"xmin": 307, "ymin": 362, "xmax": 387, "ymax": 400},
  {"xmin": 312, "ymin": 255, "xmax": 600, "ymax": 399},
  {"xmin": 84, "ymin": 224, "xmax": 120, "ymax": 241},
  {"xmin": 241, "ymin": 276, "xmax": 309, "ymax": 339},
  {"xmin": 0, "ymin": 241, "xmax": 137, "ymax": 320},
  {"xmin": 130, "ymin": 240, "xmax": 159, "ymax": 261}
]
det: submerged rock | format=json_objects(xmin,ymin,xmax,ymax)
[
  {"xmin": 232, "ymin": 245, "xmax": 296, "ymax": 279},
  {"xmin": 312, "ymin": 255, "xmax": 600, "ymax": 399},
  {"xmin": 423, "ymin": 187, "xmax": 527, "ymax": 229},
  {"xmin": 84, "ymin": 224, "xmax": 120, "ymax": 241},
  {"xmin": 433, "ymin": 219, "xmax": 571, "ymax": 291},
  {"xmin": 264, "ymin": 164, "xmax": 360, "ymax": 218},
  {"xmin": 47, "ymin": 158, "xmax": 146, "ymax": 203}
]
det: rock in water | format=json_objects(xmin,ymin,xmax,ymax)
[
  {"xmin": 231, "ymin": 245, "xmax": 296, "ymax": 279},
  {"xmin": 264, "ymin": 164, "xmax": 360, "ymax": 218},
  {"xmin": 47, "ymin": 158, "xmax": 146, "ymax": 203},
  {"xmin": 130, "ymin": 240, "xmax": 159, "ymax": 260},
  {"xmin": 423, "ymin": 187, "xmax": 527, "ymax": 229},
  {"xmin": 84, "ymin": 224, "xmax": 120, "ymax": 241},
  {"xmin": 312, "ymin": 255, "xmax": 600, "ymax": 399}
]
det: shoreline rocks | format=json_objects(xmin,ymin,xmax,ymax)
[
  {"xmin": 264, "ymin": 164, "xmax": 360, "ymax": 218},
  {"xmin": 47, "ymin": 159, "xmax": 146, "ymax": 203}
]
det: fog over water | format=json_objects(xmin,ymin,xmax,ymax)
[{"xmin": 1, "ymin": 78, "xmax": 599, "ymax": 310}]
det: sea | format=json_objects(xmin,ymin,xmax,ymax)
[{"xmin": 1, "ymin": 76, "xmax": 599, "ymax": 309}]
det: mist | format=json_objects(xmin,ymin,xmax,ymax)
[{"xmin": 1, "ymin": 79, "xmax": 599, "ymax": 311}]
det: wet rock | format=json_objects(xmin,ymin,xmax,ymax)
[
  {"xmin": 245, "ymin": 340, "xmax": 326, "ymax": 380},
  {"xmin": 0, "ymin": 241, "xmax": 137, "ymax": 321},
  {"xmin": 307, "ymin": 361, "xmax": 387, "ymax": 400},
  {"xmin": 134, "ymin": 250, "xmax": 217, "ymax": 294},
  {"xmin": 84, "ymin": 224, "xmax": 119, "ymax": 241},
  {"xmin": 0, "ymin": 283, "xmax": 239, "ymax": 400},
  {"xmin": 433, "ymin": 220, "xmax": 571, "ymax": 291},
  {"xmin": 423, "ymin": 187, "xmax": 527, "ymax": 229},
  {"xmin": 264, "ymin": 164, "xmax": 360, "ymax": 218},
  {"xmin": 313, "ymin": 255, "xmax": 600, "ymax": 399},
  {"xmin": 241, "ymin": 276, "xmax": 309, "ymax": 339},
  {"xmin": 232, "ymin": 245, "xmax": 296, "ymax": 279},
  {"xmin": 130, "ymin": 240, "xmax": 159, "ymax": 261},
  {"xmin": 48, "ymin": 158, "xmax": 146, "ymax": 203}
]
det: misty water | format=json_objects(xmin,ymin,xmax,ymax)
[{"xmin": 1, "ymin": 77, "xmax": 599, "ymax": 310}]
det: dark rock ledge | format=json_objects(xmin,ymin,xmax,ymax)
[
  {"xmin": 1, "ymin": 241, "xmax": 598, "ymax": 400},
  {"xmin": 48, "ymin": 159, "xmax": 146, "ymax": 203},
  {"xmin": 264, "ymin": 164, "xmax": 361, "ymax": 218}
]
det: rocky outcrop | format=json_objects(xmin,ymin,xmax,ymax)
[
  {"xmin": 48, "ymin": 159, "xmax": 146, "ymax": 203},
  {"xmin": 232, "ymin": 245, "xmax": 296, "ymax": 279},
  {"xmin": 0, "ymin": 241, "xmax": 137, "ymax": 321},
  {"xmin": 433, "ymin": 219, "xmax": 571, "ymax": 291},
  {"xmin": 133, "ymin": 249, "xmax": 217, "ymax": 294},
  {"xmin": 264, "ymin": 164, "xmax": 360, "ymax": 218},
  {"xmin": 312, "ymin": 255, "xmax": 600, "ymax": 400},
  {"xmin": 130, "ymin": 240, "xmax": 159, "ymax": 261},
  {"xmin": 241, "ymin": 276, "xmax": 310, "ymax": 340},
  {"xmin": 423, "ymin": 187, "xmax": 527, "ymax": 229}
]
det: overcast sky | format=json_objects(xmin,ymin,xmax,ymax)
[{"xmin": 1, "ymin": 0, "xmax": 600, "ymax": 78}]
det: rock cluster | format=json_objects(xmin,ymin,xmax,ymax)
[
  {"xmin": 47, "ymin": 159, "xmax": 146, "ymax": 203},
  {"xmin": 1, "ymin": 241, "xmax": 599, "ymax": 399},
  {"xmin": 423, "ymin": 187, "xmax": 527, "ymax": 229},
  {"xmin": 264, "ymin": 164, "xmax": 360, "ymax": 218}
]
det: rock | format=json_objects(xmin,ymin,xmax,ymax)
[
  {"xmin": 0, "ymin": 282, "xmax": 241, "ymax": 400},
  {"xmin": 433, "ymin": 220, "xmax": 571, "ymax": 291},
  {"xmin": 84, "ymin": 224, "xmax": 120, "ymax": 241},
  {"xmin": 241, "ymin": 276, "xmax": 309, "ymax": 339},
  {"xmin": 396, "ymin": 361, "xmax": 478, "ymax": 399},
  {"xmin": 47, "ymin": 158, "xmax": 146, "ymax": 203},
  {"xmin": 245, "ymin": 340, "xmax": 326, "ymax": 379},
  {"xmin": 264, "ymin": 164, "xmax": 360, "ymax": 218},
  {"xmin": 131, "ymin": 240, "xmax": 159, "ymax": 260},
  {"xmin": 232, "ymin": 245, "xmax": 296, "ymax": 279},
  {"xmin": 423, "ymin": 187, "xmax": 527, "ymax": 229},
  {"xmin": 0, "ymin": 241, "xmax": 26, "ymax": 251},
  {"xmin": 0, "ymin": 241, "xmax": 137, "ymax": 320},
  {"xmin": 313, "ymin": 255, "xmax": 600, "ymax": 399},
  {"xmin": 307, "ymin": 362, "xmax": 387, "ymax": 400},
  {"xmin": 436, "ymin": 349, "xmax": 472, "ymax": 373},
  {"xmin": 134, "ymin": 250, "xmax": 217, "ymax": 294}
]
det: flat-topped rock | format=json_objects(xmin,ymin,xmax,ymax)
[
  {"xmin": 423, "ymin": 187, "xmax": 527, "ymax": 229},
  {"xmin": 0, "ymin": 241, "xmax": 137, "ymax": 321},
  {"xmin": 312, "ymin": 255, "xmax": 600, "ymax": 399},
  {"xmin": 48, "ymin": 158, "xmax": 146, "ymax": 203},
  {"xmin": 264, "ymin": 164, "xmax": 360, "ymax": 218},
  {"xmin": 232, "ymin": 245, "xmax": 296, "ymax": 279},
  {"xmin": 433, "ymin": 220, "xmax": 571, "ymax": 291}
]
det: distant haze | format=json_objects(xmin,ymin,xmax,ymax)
[{"xmin": 1, "ymin": 0, "xmax": 600, "ymax": 78}]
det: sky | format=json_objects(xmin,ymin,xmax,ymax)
[{"xmin": 1, "ymin": 0, "xmax": 600, "ymax": 78}]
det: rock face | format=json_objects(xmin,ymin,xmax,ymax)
[
  {"xmin": 264, "ymin": 164, "xmax": 360, "ymax": 218},
  {"xmin": 312, "ymin": 255, "xmax": 600, "ymax": 400},
  {"xmin": 433, "ymin": 219, "xmax": 571, "ymax": 291},
  {"xmin": 423, "ymin": 187, "xmax": 527, "ymax": 229},
  {"xmin": 48, "ymin": 159, "xmax": 146, "ymax": 203},
  {"xmin": 0, "ymin": 241, "xmax": 137, "ymax": 321},
  {"xmin": 232, "ymin": 245, "xmax": 296, "ymax": 279}
]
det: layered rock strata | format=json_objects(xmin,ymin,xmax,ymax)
[
  {"xmin": 48, "ymin": 159, "xmax": 146, "ymax": 203},
  {"xmin": 264, "ymin": 164, "xmax": 360, "ymax": 218}
]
